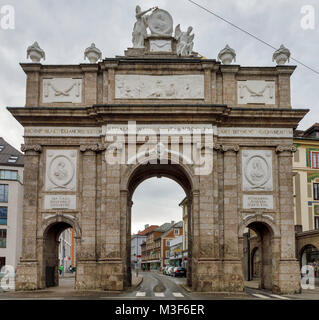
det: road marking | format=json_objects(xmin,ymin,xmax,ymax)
[
  {"xmin": 270, "ymin": 294, "xmax": 290, "ymax": 300},
  {"xmin": 252, "ymin": 293, "xmax": 271, "ymax": 299},
  {"xmin": 136, "ymin": 292, "xmax": 146, "ymax": 297},
  {"xmin": 173, "ymin": 292, "xmax": 184, "ymax": 297},
  {"xmin": 154, "ymin": 292, "xmax": 165, "ymax": 297}
]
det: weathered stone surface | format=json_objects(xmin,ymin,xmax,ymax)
[{"xmin": 9, "ymin": 51, "xmax": 308, "ymax": 294}]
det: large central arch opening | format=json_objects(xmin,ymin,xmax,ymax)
[{"xmin": 125, "ymin": 163, "xmax": 194, "ymax": 288}]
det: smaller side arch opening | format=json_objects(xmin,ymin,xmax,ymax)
[
  {"xmin": 242, "ymin": 220, "xmax": 275, "ymax": 291},
  {"xmin": 299, "ymin": 244, "xmax": 319, "ymax": 273},
  {"xmin": 43, "ymin": 221, "xmax": 77, "ymax": 288}
]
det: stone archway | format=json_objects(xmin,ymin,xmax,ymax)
[
  {"xmin": 299, "ymin": 244, "xmax": 319, "ymax": 268},
  {"xmin": 239, "ymin": 216, "xmax": 279, "ymax": 291},
  {"xmin": 121, "ymin": 160, "xmax": 197, "ymax": 288},
  {"xmin": 40, "ymin": 215, "xmax": 81, "ymax": 288}
]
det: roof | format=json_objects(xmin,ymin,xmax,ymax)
[
  {"xmin": 294, "ymin": 123, "xmax": 319, "ymax": 140},
  {"xmin": 154, "ymin": 223, "xmax": 173, "ymax": 233},
  {"xmin": 138, "ymin": 225, "xmax": 159, "ymax": 236},
  {"xmin": 154, "ymin": 221, "xmax": 183, "ymax": 240},
  {"xmin": 0, "ymin": 137, "xmax": 24, "ymax": 167}
]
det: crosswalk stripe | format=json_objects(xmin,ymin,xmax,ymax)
[
  {"xmin": 173, "ymin": 292, "xmax": 184, "ymax": 297},
  {"xmin": 252, "ymin": 293, "xmax": 270, "ymax": 299},
  {"xmin": 136, "ymin": 292, "xmax": 146, "ymax": 297},
  {"xmin": 155, "ymin": 292, "xmax": 165, "ymax": 297},
  {"xmin": 270, "ymin": 294, "xmax": 290, "ymax": 300}
]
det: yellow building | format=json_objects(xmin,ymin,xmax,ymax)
[{"xmin": 293, "ymin": 123, "xmax": 319, "ymax": 268}]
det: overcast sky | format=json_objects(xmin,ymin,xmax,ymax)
[{"xmin": 0, "ymin": 0, "xmax": 318, "ymax": 232}]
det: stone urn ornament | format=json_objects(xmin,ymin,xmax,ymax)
[
  {"xmin": 84, "ymin": 43, "xmax": 102, "ymax": 63},
  {"xmin": 218, "ymin": 45, "xmax": 236, "ymax": 64},
  {"xmin": 272, "ymin": 44, "xmax": 290, "ymax": 65},
  {"xmin": 26, "ymin": 41, "xmax": 45, "ymax": 62}
]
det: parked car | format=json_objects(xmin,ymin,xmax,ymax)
[
  {"xmin": 172, "ymin": 267, "xmax": 186, "ymax": 277},
  {"xmin": 167, "ymin": 266, "xmax": 175, "ymax": 276},
  {"xmin": 163, "ymin": 266, "xmax": 170, "ymax": 275}
]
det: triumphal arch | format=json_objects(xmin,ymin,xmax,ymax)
[{"xmin": 9, "ymin": 7, "xmax": 307, "ymax": 294}]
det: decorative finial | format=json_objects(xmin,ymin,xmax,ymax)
[
  {"xmin": 26, "ymin": 41, "xmax": 45, "ymax": 63},
  {"xmin": 272, "ymin": 44, "xmax": 290, "ymax": 65},
  {"xmin": 218, "ymin": 44, "xmax": 236, "ymax": 64},
  {"xmin": 84, "ymin": 43, "xmax": 102, "ymax": 63}
]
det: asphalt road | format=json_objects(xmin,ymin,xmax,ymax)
[
  {"xmin": 0, "ymin": 271, "xmax": 318, "ymax": 300},
  {"xmin": 122, "ymin": 271, "xmax": 191, "ymax": 300}
]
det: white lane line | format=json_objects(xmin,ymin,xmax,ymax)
[
  {"xmin": 136, "ymin": 292, "xmax": 146, "ymax": 297},
  {"xmin": 270, "ymin": 294, "xmax": 290, "ymax": 300},
  {"xmin": 252, "ymin": 293, "xmax": 271, "ymax": 299},
  {"xmin": 173, "ymin": 292, "xmax": 184, "ymax": 298},
  {"xmin": 154, "ymin": 292, "xmax": 165, "ymax": 297}
]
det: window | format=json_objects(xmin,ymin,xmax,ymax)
[
  {"xmin": 0, "ymin": 257, "xmax": 5, "ymax": 270},
  {"xmin": 312, "ymin": 152, "xmax": 319, "ymax": 169},
  {"xmin": 166, "ymin": 240, "xmax": 170, "ymax": 246},
  {"xmin": 8, "ymin": 156, "xmax": 18, "ymax": 163},
  {"xmin": 0, "ymin": 185, "xmax": 8, "ymax": 203},
  {"xmin": 315, "ymin": 217, "xmax": 319, "ymax": 230},
  {"xmin": 0, "ymin": 229, "xmax": 7, "ymax": 248},
  {"xmin": 166, "ymin": 250, "xmax": 170, "ymax": 258},
  {"xmin": 0, "ymin": 145, "xmax": 4, "ymax": 152},
  {"xmin": 314, "ymin": 183, "xmax": 319, "ymax": 200},
  {"xmin": 0, "ymin": 207, "xmax": 7, "ymax": 225},
  {"xmin": 174, "ymin": 229, "xmax": 179, "ymax": 235},
  {"xmin": 0, "ymin": 170, "xmax": 18, "ymax": 181}
]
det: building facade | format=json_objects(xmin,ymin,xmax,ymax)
[
  {"xmin": 160, "ymin": 221, "xmax": 183, "ymax": 268},
  {"xmin": 131, "ymin": 234, "xmax": 146, "ymax": 269},
  {"xmin": 58, "ymin": 228, "xmax": 74, "ymax": 272},
  {"xmin": 169, "ymin": 235, "xmax": 183, "ymax": 267},
  {"xmin": 10, "ymin": 7, "xmax": 307, "ymax": 294},
  {"xmin": 0, "ymin": 138, "xmax": 24, "ymax": 270},
  {"xmin": 293, "ymin": 124, "xmax": 319, "ymax": 270}
]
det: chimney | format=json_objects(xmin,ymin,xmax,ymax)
[
  {"xmin": 171, "ymin": 221, "xmax": 175, "ymax": 225},
  {"xmin": 145, "ymin": 224, "xmax": 149, "ymax": 229}
]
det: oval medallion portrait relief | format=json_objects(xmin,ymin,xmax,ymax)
[
  {"xmin": 244, "ymin": 155, "xmax": 270, "ymax": 188},
  {"xmin": 48, "ymin": 155, "xmax": 75, "ymax": 188}
]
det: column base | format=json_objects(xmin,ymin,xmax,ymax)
[
  {"xmin": 274, "ymin": 259, "xmax": 301, "ymax": 294},
  {"xmin": 97, "ymin": 260, "xmax": 124, "ymax": 291},
  {"xmin": 75, "ymin": 260, "xmax": 98, "ymax": 290},
  {"xmin": 192, "ymin": 259, "xmax": 244, "ymax": 292},
  {"xmin": 15, "ymin": 260, "xmax": 39, "ymax": 291}
]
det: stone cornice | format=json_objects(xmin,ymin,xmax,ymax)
[
  {"xmin": 7, "ymin": 105, "xmax": 308, "ymax": 129},
  {"xmin": 276, "ymin": 144, "xmax": 297, "ymax": 153},
  {"xmin": 21, "ymin": 144, "xmax": 42, "ymax": 153}
]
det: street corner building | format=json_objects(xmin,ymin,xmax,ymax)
[{"xmin": 8, "ymin": 6, "xmax": 308, "ymax": 294}]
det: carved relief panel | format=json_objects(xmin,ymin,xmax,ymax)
[
  {"xmin": 237, "ymin": 80, "xmax": 275, "ymax": 105},
  {"xmin": 149, "ymin": 40, "xmax": 172, "ymax": 52},
  {"xmin": 115, "ymin": 74, "xmax": 204, "ymax": 99},
  {"xmin": 242, "ymin": 150, "xmax": 273, "ymax": 191},
  {"xmin": 45, "ymin": 149, "xmax": 77, "ymax": 192},
  {"xmin": 43, "ymin": 78, "xmax": 82, "ymax": 103}
]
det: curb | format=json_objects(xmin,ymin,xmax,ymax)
[{"xmin": 180, "ymin": 284, "xmax": 249, "ymax": 297}]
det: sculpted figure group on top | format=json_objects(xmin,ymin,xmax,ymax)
[{"xmin": 132, "ymin": 5, "xmax": 195, "ymax": 56}]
